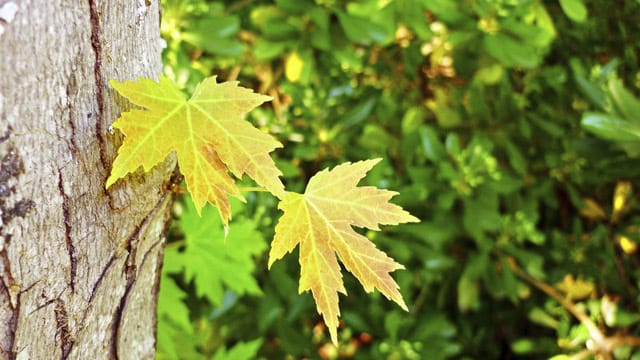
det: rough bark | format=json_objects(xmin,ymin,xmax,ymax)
[{"xmin": 0, "ymin": 1, "xmax": 175, "ymax": 359}]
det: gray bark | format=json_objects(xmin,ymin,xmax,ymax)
[{"xmin": 0, "ymin": 1, "xmax": 175, "ymax": 359}]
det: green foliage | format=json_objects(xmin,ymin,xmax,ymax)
[
  {"xmin": 211, "ymin": 339, "xmax": 263, "ymax": 360},
  {"xmin": 579, "ymin": 75, "xmax": 640, "ymax": 156},
  {"xmin": 157, "ymin": 197, "xmax": 267, "ymax": 359},
  {"xmin": 168, "ymin": 197, "xmax": 266, "ymax": 303},
  {"xmin": 156, "ymin": 0, "xmax": 640, "ymax": 358}
]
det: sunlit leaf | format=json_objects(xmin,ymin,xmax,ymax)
[
  {"xmin": 285, "ymin": 51, "xmax": 304, "ymax": 82},
  {"xmin": 559, "ymin": 0, "xmax": 587, "ymax": 23},
  {"xmin": 578, "ymin": 198, "xmax": 607, "ymax": 221},
  {"xmin": 106, "ymin": 76, "xmax": 285, "ymax": 225},
  {"xmin": 268, "ymin": 159, "xmax": 419, "ymax": 343},
  {"xmin": 618, "ymin": 235, "xmax": 638, "ymax": 254},
  {"xmin": 555, "ymin": 275, "xmax": 594, "ymax": 300},
  {"xmin": 582, "ymin": 112, "xmax": 640, "ymax": 142},
  {"xmin": 613, "ymin": 181, "xmax": 632, "ymax": 217}
]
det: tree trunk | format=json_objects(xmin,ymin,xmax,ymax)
[{"xmin": 0, "ymin": 1, "xmax": 175, "ymax": 359}]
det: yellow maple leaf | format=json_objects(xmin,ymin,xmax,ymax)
[
  {"xmin": 106, "ymin": 76, "xmax": 285, "ymax": 225},
  {"xmin": 268, "ymin": 159, "xmax": 419, "ymax": 344}
]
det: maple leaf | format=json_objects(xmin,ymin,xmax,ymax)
[
  {"xmin": 164, "ymin": 195, "xmax": 266, "ymax": 304},
  {"xmin": 106, "ymin": 76, "xmax": 285, "ymax": 225},
  {"xmin": 268, "ymin": 159, "xmax": 419, "ymax": 344}
]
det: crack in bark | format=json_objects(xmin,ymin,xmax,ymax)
[
  {"xmin": 139, "ymin": 240, "xmax": 163, "ymax": 278},
  {"xmin": 143, "ymin": 238, "xmax": 165, "ymax": 348},
  {"xmin": 111, "ymin": 277, "xmax": 135, "ymax": 360},
  {"xmin": 64, "ymin": 75, "xmax": 79, "ymax": 153},
  {"xmin": 73, "ymin": 176, "xmax": 169, "ymax": 357},
  {"xmin": 54, "ymin": 298, "xmax": 74, "ymax": 359},
  {"xmin": 111, "ymin": 239, "xmax": 163, "ymax": 360},
  {"xmin": 87, "ymin": 255, "xmax": 117, "ymax": 306},
  {"xmin": 2, "ymin": 286, "xmax": 20, "ymax": 358},
  {"xmin": 88, "ymin": 0, "xmax": 108, "ymax": 173},
  {"xmin": 76, "ymin": 253, "xmax": 118, "ymax": 339},
  {"xmin": 110, "ymin": 194, "xmax": 169, "ymax": 359},
  {"xmin": 80, "ymin": 191, "xmax": 168, "ymax": 330},
  {"xmin": 9, "ymin": 293, "xmax": 20, "ymax": 357},
  {"xmin": 57, "ymin": 171, "xmax": 76, "ymax": 293},
  {"xmin": 25, "ymin": 286, "xmax": 55, "ymax": 317},
  {"xmin": 87, "ymin": 0, "xmax": 129, "ymax": 213},
  {"xmin": 0, "ymin": 271, "xmax": 17, "ymax": 356},
  {"xmin": 0, "ymin": 249, "xmax": 16, "ymax": 308}
]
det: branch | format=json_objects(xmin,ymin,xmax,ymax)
[
  {"xmin": 506, "ymin": 259, "xmax": 605, "ymax": 347},
  {"xmin": 508, "ymin": 258, "xmax": 640, "ymax": 356}
]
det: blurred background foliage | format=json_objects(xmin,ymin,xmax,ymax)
[{"xmin": 155, "ymin": 0, "xmax": 640, "ymax": 359}]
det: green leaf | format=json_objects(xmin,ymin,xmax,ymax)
[
  {"xmin": 427, "ymin": 88, "xmax": 462, "ymax": 128},
  {"xmin": 531, "ymin": 2, "xmax": 557, "ymax": 37},
  {"xmin": 396, "ymin": 0, "xmax": 432, "ymax": 39},
  {"xmin": 309, "ymin": 7, "xmax": 331, "ymax": 50},
  {"xmin": 504, "ymin": 140, "xmax": 526, "ymax": 175},
  {"xmin": 529, "ymin": 114, "xmax": 565, "ymax": 137},
  {"xmin": 358, "ymin": 124, "xmax": 397, "ymax": 152},
  {"xmin": 463, "ymin": 189, "xmax": 501, "ymax": 238},
  {"xmin": 483, "ymin": 33, "xmax": 539, "ymax": 69},
  {"xmin": 274, "ymin": 0, "xmax": 313, "ymax": 13},
  {"xmin": 384, "ymin": 311, "xmax": 403, "ymax": 342},
  {"xmin": 337, "ymin": 12, "xmax": 387, "ymax": 45},
  {"xmin": 156, "ymin": 275, "xmax": 200, "ymax": 359},
  {"xmin": 457, "ymin": 269, "xmax": 480, "ymax": 312},
  {"xmin": 341, "ymin": 97, "xmax": 377, "ymax": 127},
  {"xmin": 574, "ymin": 74, "xmax": 607, "ymax": 109},
  {"xmin": 211, "ymin": 339, "xmax": 263, "ymax": 360},
  {"xmin": 608, "ymin": 78, "xmax": 640, "ymax": 123},
  {"xmin": 475, "ymin": 64, "xmax": 504, "ymax": 85},
  {"xmin": 402, "ymin": 107, "xmax": 426, "ymax": 134},
  {"xmin": 156, "ymin": 320, "xmax": 202, "ymax": 360},
  {"xmin": 157, "ymin": 275, "xmax": 192, "ymax": 331},
  {"xmin": 199, "ymin": 16, "xmax": 240, "ymax": 38},
  {"xmin": 425, "ymin": 0, "xmax": 470, "ymax": 24},
  {"xmin": 503, "ymin": 20, "xmax": 554, "ymax": 48},
  {"xmin": 529, "ymin": 307, "xmax": 560, "ymax": 329},
  {"xmin": 419, "ymin": 125, "xmax": 445, "ymax": 161},
  {"xmin": 262, "ymin": 20, "xmax": 299, "ymax": 40},
  {"xmin": 180, "ymin": 17, "xmax": 243, "ymax": 56},
  {"xmin": 253, "ymin": 39, "xmax": 288, "ymax": 61},
  {"xmin": 173, "ymin": 196, "xmax": 267, "ymax": 304},
  {"xmin": 181, "ymin": 33, "xmax": 243, "ymax": 56},
  {"xmin": 582, "ymin": 112, "xmax": 640, "ymax": 142},
  {"xmin": 559, "ymin": 0, "xmax": 588, "ymax": 23}
]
